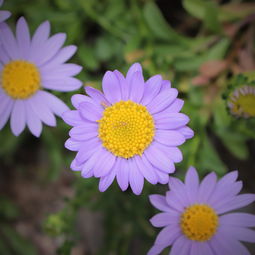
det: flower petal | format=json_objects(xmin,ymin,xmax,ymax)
[
  {"xmin": 147, "ymin": 88, "xmax": 178, "ymax": 114},
  {"xmin": 129, "ymin": 71, "xmax": 145, "ymax": 103},
  {"xmin": 102, "ymin": 71, "xmax": 122, "ymax": 104},
  {"xmin": 154, "ymin": 130, "xmax": 185, "ymax": 146},
  {"xmin": 79, "ymin": 102, "xmax": 103, "ymax": 122},
  {"xmin": 10, "ymin": 100, "xmax": 26, "ymax": 136},
  {"xmin": 141, "ymin": 75, "xmax": 162, "ymax": 105},
  {"xmin": 16, "ymin": 17, "xmax": 30, "ymax": 59},
  {"xmin": 129, "ymin": 158, "xmax": 144, "ymax": 195},
  {"xmin": 116, "ymin": 158, "xmax": 129, "ymax": 191}
]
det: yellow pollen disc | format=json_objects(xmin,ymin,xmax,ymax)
[
  {"xmin": 229, "ymin": 86, "xmax": 255, "ymax": 118},
  {"xmin": 2, "ymin": 60, "xmax": 41, "ymax": 99},
  {"xmin": 98, "ymin": 100, "xmax": 155, "ymax": 158},
  {"xmin": 180, "ymin": 204, "xmax": 219, "ymax": 242}
]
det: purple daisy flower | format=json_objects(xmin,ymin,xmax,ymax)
[
  {"xmin": 148, "ymin": 167, "xmax": 255, "ymax": 255},
  {"xmin": 0, "ymin": 17, "xmax": 82, "ymax": 137},
  {"xmin": 0, "ymin": 0, "xmax": 11, "ymax": 23},
  {"xmin": 63, "ymin": 63, "xmax": 194, "ymax": 195}
]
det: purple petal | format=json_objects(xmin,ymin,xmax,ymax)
[
  {"xmin": 155, "ymin": 225, "xmax": 181, "ymax": 246},
  {"xmin": 185, "ymin": 166, "xmax": 199, "ymax": 204},
  {"xmin": 93, "ymin": 149, "xmax": 116, "ymax": 178},
  {"xmin": 79, "ymin": 101, "xmax": 103, "ymax": 122},
  {"xmin": 144, "ymin": 142, "xmax": 175, "ymax": 173},
  {"xmin": 216, "ymin": 194, "xmax": 255, "ymax": 214},
  {"xmin": 0, "ymin": 44, "xmax": 10, "ymax": 63},
  {"xmin": 99, "ymin": 162, "xmax": 117, "ymax": 192},
  {"xmin": 208, "ymin": 171, "xmax": 239, "ymax": 205},
  {"xmin": 170, "ymin": 236, "xmax": 191, "ymax": 255},
  {"xmin": 210, "ymin": 231, "xmax": 250, "ymax": 255},
  {"xmin": 40, "ymin": 45, "xmax": 77, "ymax": 69},
  {"xmin": 38, "ymin": 91, "xmax": 69, "ymax": 117},
  {"xmin": 85, "ymin": 86, "xmax": 109, "ymax": 106},
  {"xmin": 176, "ymin": 126, "xmax": 194, "ymax": 139},
  {"xmin": 65, "ymin": 138, "xmax": 82, "ymax": 151},
  {"xmin": 154, "ymin": 113, "xmax": 190, "ymax": 130},
  {"xmin": 149, "ymin": 194, "xmax": 171, "ymax": 212},
  {"xmin": 129, "ymin": 71, "xmax": 145, "ymax": 103},
  {"xmin": 160, "ymin": 80, "xmax": 171, "ymax": 91},
  {"xmin": 147, "ymin": 89, "xmax": 178, "ymax": 114},
  {"xmin": 0, "ymin": 23, "xmax": 19, "ymax": 59},
  {"xmin": 41, "ymin": 63, "xmax": 82, "ymax": 78},
  {"xmin": 197, "ymin": 242, "xmax": 214, "ymax": 255},
  {"xmin": 155, "ymin": 170, "xmax": 170, "ymax": 184},
  {"xmin": 62, "ymin": 110, "xmax": 84, "ymax": 126},
  {"xmin": 29, "ymin": 21, "xmax": 50, "ymax": 61},
  {"xmin": 154, "ymin": 130, "xmax": 185, "ymax": 146},
  {"xmin": 81, "ymin": 147, "xmax": 104, "ymax": 177},
  {"xmin": 166, "ymin": 191, "xmax": 185, "ymax": 212},
  {"xmin": 147, "ymin": 244, "xmax": 166, "ymax": 255},
  {"xmin": 25, "ymin": 102, "xmax": 42, "ymax": 137},
  {"xmin": 69, "ymin": 125, "xmax": 97, "ymax": 141},
  {"xmin": 219, "ymin": 225, "xmax": 255, "ymax": 243},
  {"xmin": 126, "ymin": 63, "xmax": 142, "ymax": 84},
  {"xmin": 116, "ymin": 158, "xmax": 129, "ymax": 191},
  {"xmin": 150, "ymin": 212, "xmax": 179, "ymax": 227},
  {"xmin": 151, "ymin": 141, "xmax": 182, "ymax": 163},
  {"xmin": 114, "ymin": 70, "xmax": 128, "ymax": 100},
  {"xmin": 42, "ymin": 77, "xmax": 82, "ymax": 91},
  {"xmin": 220, "ymin": 213, "xmax": 255, "ymax": 227},
  {"xmin": 134, "ymin": 155, "xmax": 158, "ymax": 184},
  {"xmin": 16, "ymin": 17, "xmax": 30, "ymax": 59},
  {"xmin": 35, "ymin": 33, "xmax": 66, "ymax": 66},
  {"xmin": 212, "ymin": 181, "xmax": 243, "ymax": 210},
  {"xmin": 71, "ymin": 94, "xmax": 93, "ymax": 109},
  {"xmin": 129, "ymin": 158, "xmax": 144, "ymax": 195},
  {"xmin": 141, "ymin": 75, "xmax": 162, "ymax": 105},
  {"xmin": 153, "ymin": 99, "xmax": 184, "ymax": 118},
  {"xmin": 70, "ymin": 158, "xmax": 83, "ymax": 171},
  {"xmin": 0, "ymin": 11, "xmax": 11, "ymax": 23},
  {"xmin": 198, "ymin": 172, "xmax": 217, "ymax": 203},
  {"xmin": 102, "ymin": 71, "xmax": 121, "ymax": 104},
  {"xmin": 29, "ymin": 92, "xmax": 56, "ymax": 126},
  {"xmin": 76, "ymin": 138, "xmax": 101, "ymax": 164},
  {"xmin": 10, "ymin": 100, "xmax": 26, "ymax": 136},
  {"xmin": 0, "ymin": 96, "xmax": 13, "ymax": 130},
  {"xmin": 168, "ymin": 177, "xmax": 189, "ymax": 206}
]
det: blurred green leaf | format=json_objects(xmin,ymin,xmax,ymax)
[
  {"xmin": 199, "ymin": 135, "xmax": 227, "ymax": 175},
  {"xmin": 1, "ymin": 224, "xmax": 37, "ymax": 255},
  {"xmin": 143, "ymin": 2, "xmax": 191, "ymax": 45}
]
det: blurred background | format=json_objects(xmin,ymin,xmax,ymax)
[{"xmin": 1, "ymin": 0, "xmax": 255, "ymax": 254}]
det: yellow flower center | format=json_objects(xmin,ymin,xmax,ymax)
[
  {"xmin": 180, "ymin": 204, "xmax": 218, "ymax": 242},
  {"xmin": 2, "ymin": 60, "xmax": 41, "ymax": 99},
  {"xmin": 229, "ymin": 86, "xmax": 255, "ymax": 118},
  {"xmin": 98, "ymin": 100, "xmax": 155, "ymax": 158}
]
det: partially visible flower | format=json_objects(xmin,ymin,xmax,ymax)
[
  {"xmin": 225, "ymin": 74, "xmax": 255, "ymax": 118},
  {"xmin": 63, "ymin": 63, "xmax": 194, "ymax": 195},
  {"xmin": 0, "ymin": 0, "xmax": 11, "ymax": 23},
  {"xmin": 0, "ymin": 17, "xmax": 82, "ymax": 136},
  {"xmin": 227, "ymin": 85, "xmax": 255, "ymax": 118},
  {"xmin": 148, "ymin": 167, "xmax": 255, "ymax": 255}
]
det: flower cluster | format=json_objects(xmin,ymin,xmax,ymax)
[{"xmin": 1, "ymin": 2, "xmax": 255, "ymax": 255}]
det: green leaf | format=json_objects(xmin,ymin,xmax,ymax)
[
  {"xmin": 78, "ymin": 44, "xmax": 99, "ymax": 71},
  {"xmin": 204, "ymin": 1, "xmax": 221, "ymax": 33},
  {"xmin": 1, "ymin": 224, "xmax": 37, "ymax": 255},
  {"xmin": 217, "ymin": 131, "xmax": 249, "ymax": 160},
  {"xmin": 143, "ymin": 2, "xmax": 191, "ymax": 45},
  {"xmin": 199, "ymin": 135, "xmax": 227, "ymax": 175},
  {"xmin": 182, "ymin": 0, "xmax": 206, "ymax": 19}
]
